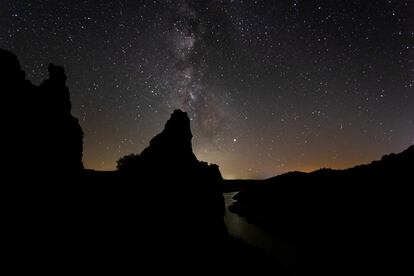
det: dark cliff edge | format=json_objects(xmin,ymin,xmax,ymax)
[
  {"xmin": 230, "ymin": 145, "xmax": 414, "ymax": 275},
  {"xmin": 2, "ymin": 49, "xmax": 83, "ymax": 178}
]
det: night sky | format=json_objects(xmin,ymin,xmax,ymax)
[{"xmin": 2, "ymin": 0, "xmax": 413, "ymax": 178}]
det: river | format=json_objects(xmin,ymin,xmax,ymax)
[{"xmin": 224, "ymin": 192, "xmax": 318, "ymax": 275}]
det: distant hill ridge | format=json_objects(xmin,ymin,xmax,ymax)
[
  {"xmin": 266, "ymin": 145, "xmax": 413, "ymax": 181},
  {"xmin": 230, "ymin": 145, "xmax": 414, "ymax": 275}
]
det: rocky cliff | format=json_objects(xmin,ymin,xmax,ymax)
[{"xmin": 1, "ymin": 48, "xmax": 83, "ymax": 179}]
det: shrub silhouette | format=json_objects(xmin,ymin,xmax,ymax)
[{"xmin": 117, "ymin": 153, "xmax": 141, "ymax": 171}]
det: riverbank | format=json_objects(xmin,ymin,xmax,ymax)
[{"xmin": 224, "ymin": 192, "xmax": 320, "ymax": 276}]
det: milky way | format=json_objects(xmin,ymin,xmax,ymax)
[
  {"xmin": 165, "ymin": 1, "xmax": 225, "ymax": 140},
  {"xmin": 2, "ymin": 0, "xmax": 413, "ymax": 178}
]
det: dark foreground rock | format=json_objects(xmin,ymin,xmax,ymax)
[{"xmin": 2, "ymin": 48, "xmax": 83, "ymax": 178}]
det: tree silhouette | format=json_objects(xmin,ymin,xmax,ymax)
[{"xmin": 117, "ymin": 153, "xmax": 140, "ymax": 171}]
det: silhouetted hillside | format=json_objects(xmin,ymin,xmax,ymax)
[{"xmin": 230, "ymin": 146, "xmax": 414, "ymax": 275}]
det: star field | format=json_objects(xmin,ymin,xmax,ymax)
[{"xmin": 2, "ymin": 0, "xmax": 413, "ymax": 178}]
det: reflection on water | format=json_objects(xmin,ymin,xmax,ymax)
[
  {"xmin": 224, "ymin": 192, "xmax": 316, "ymax": 275},
  {"xmin": 224, "ymin": 192, "xmax": 282, "ymax": 252}
]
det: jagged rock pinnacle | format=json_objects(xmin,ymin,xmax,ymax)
[{"xmin": 140, "ymin": 109, "xmax": 197, "ymax": 166}]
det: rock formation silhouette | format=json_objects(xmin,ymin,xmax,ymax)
[
  {"xmin": 2, "ymin": 48, "xmax": 86, "ymax": 271},
  {"xmin": 141, "ymin": 109, "xmax": 197, "ymax": 165},
  {"xmin": 1, "ymin": 48, "xmax": 83, "ymax": 178},
  {"xmin": 39, "ymin": 63, "xmax": 84, "ymax": 176},
  {"xmin": 117, "ymin": 109, "xmax": 226, "ymax": 248},
  {"xmin": 117, "ymin": 109, "xmax": 198, "ymax": 172}
]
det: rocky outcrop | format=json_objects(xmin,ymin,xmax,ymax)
[
  {"xmin": 117, "ymin": 109, "xmax": 226, "ymax": 246},
  {"xmin": 1, "ymin": 49, "xmax": 83, "ymax": 178},
  {"xmin": 39, "ymin": 63, "xmax": 84, "ymax": 175},
  {"xmin": 140, "ymin": 109, "xmax": 198, "ymax": 168},
  {"xmin": 118, "ymin": 109, "xmax": 223, "ymax": 183}
]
